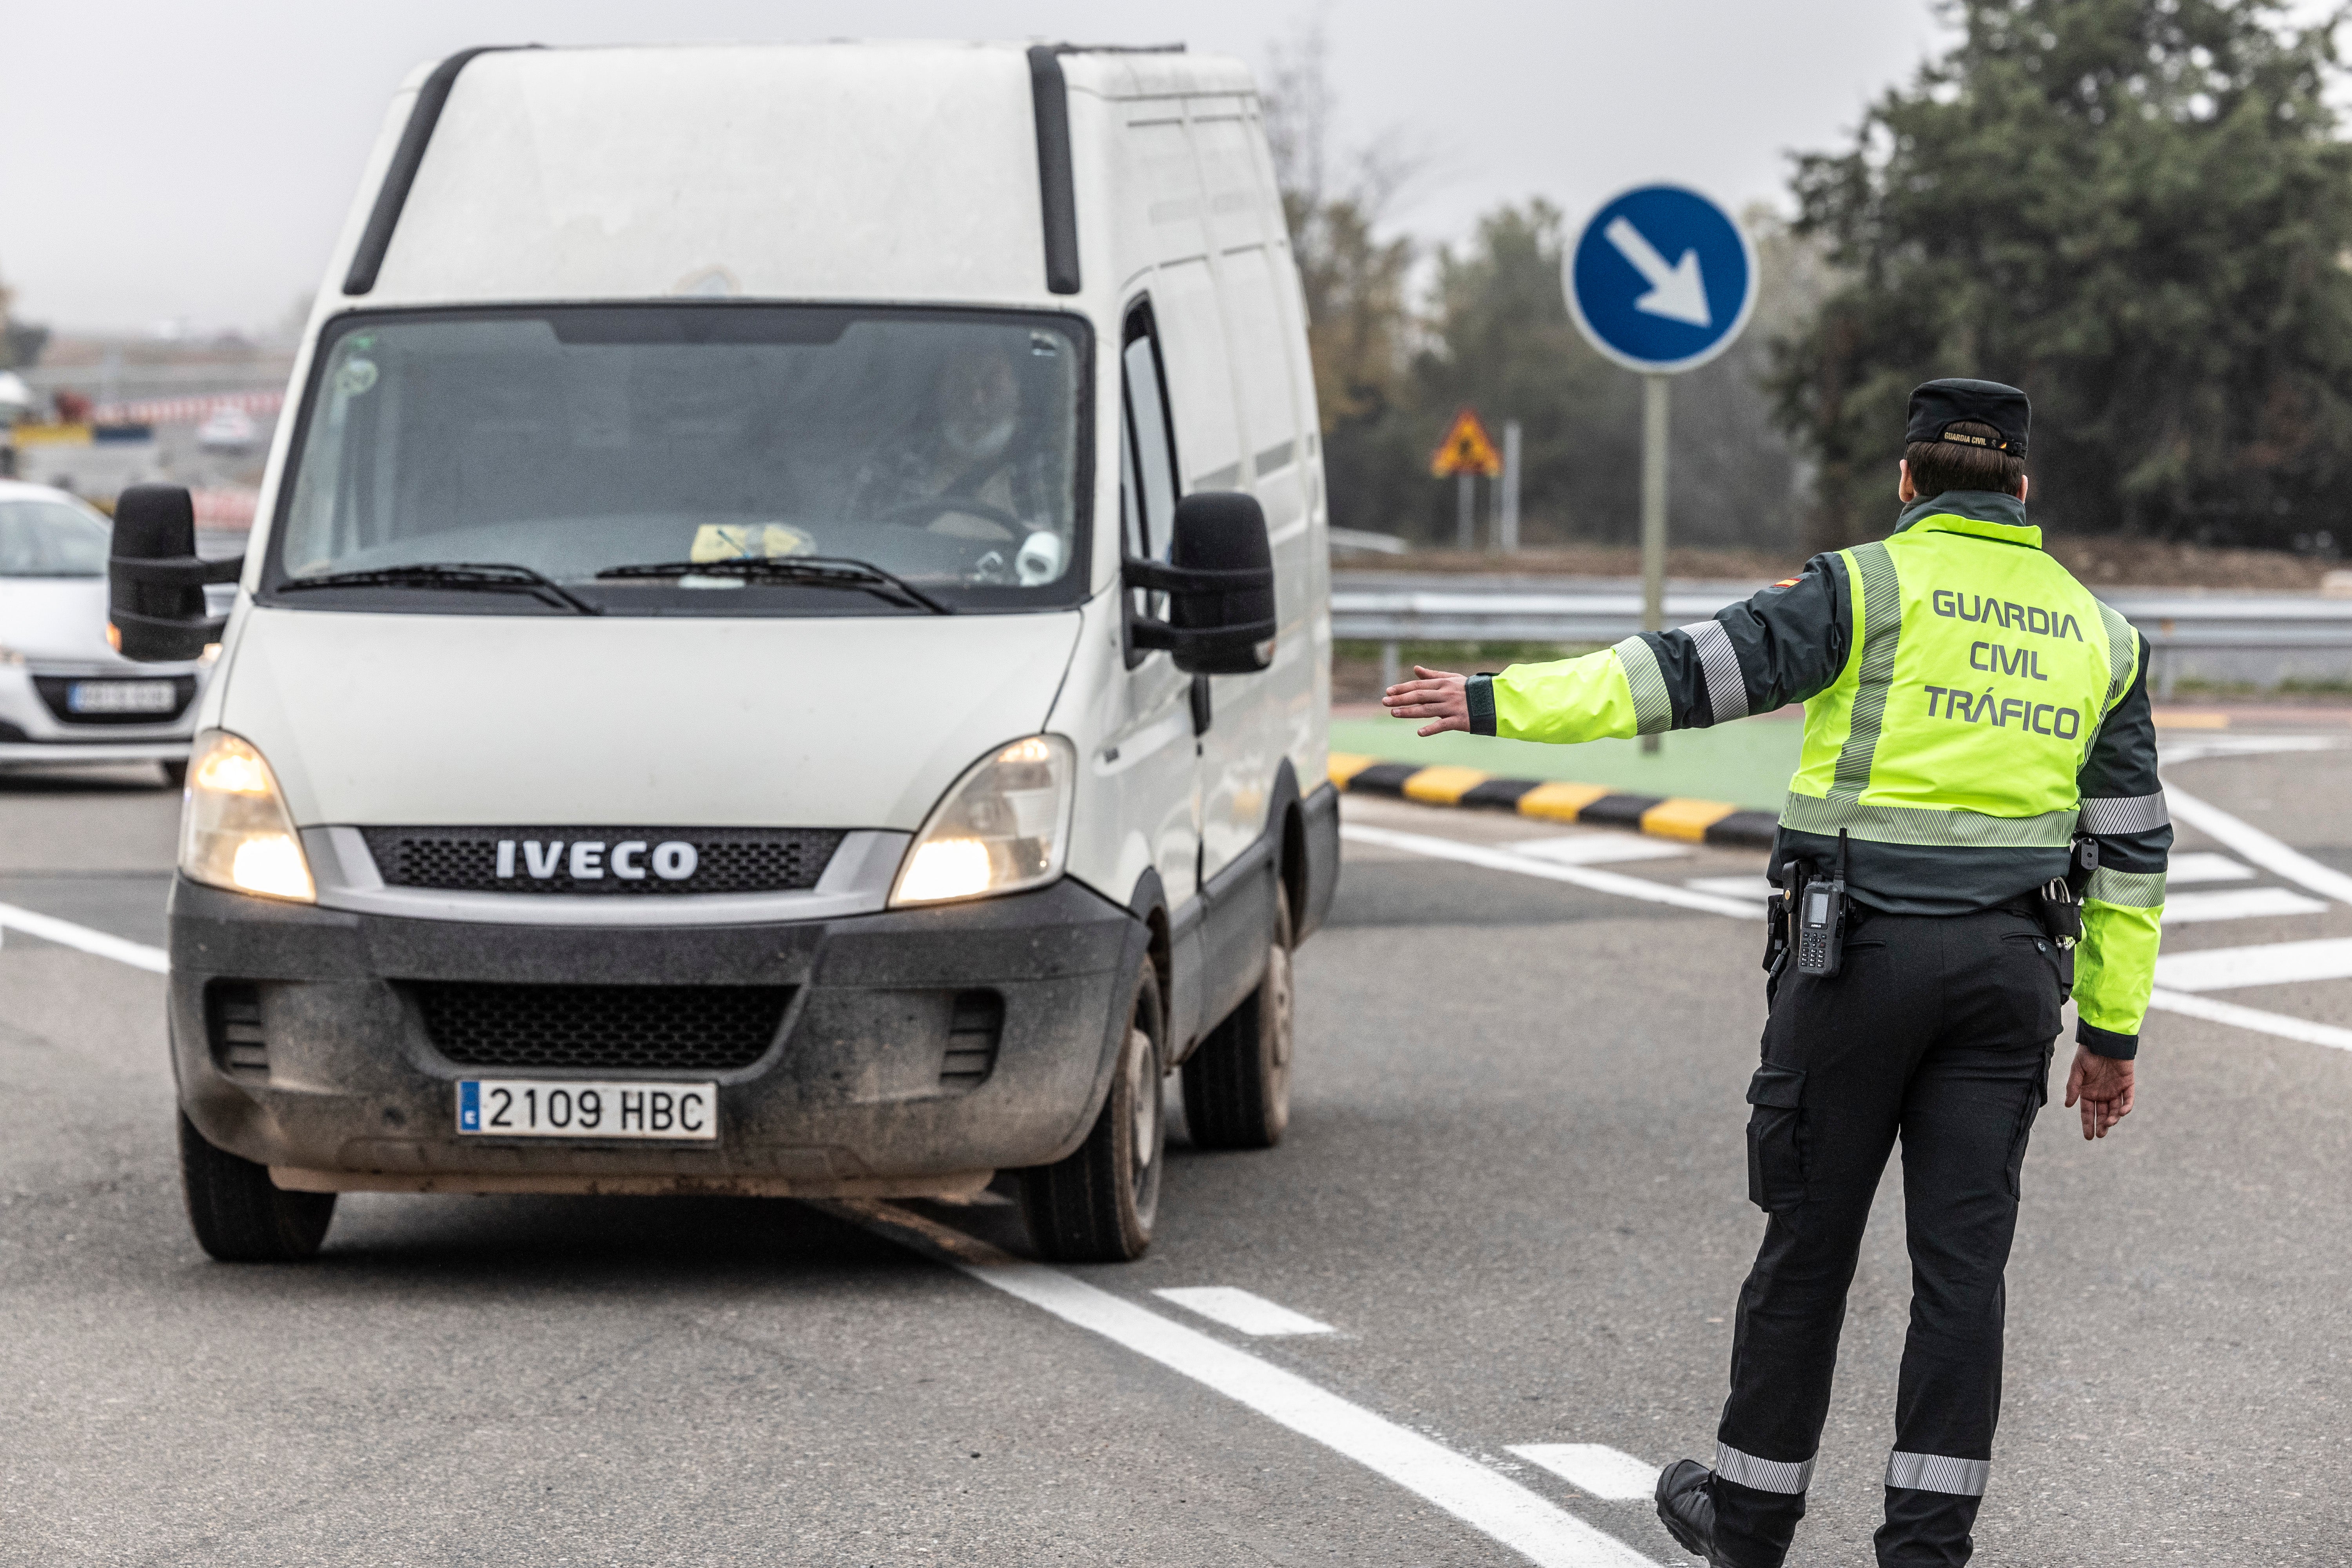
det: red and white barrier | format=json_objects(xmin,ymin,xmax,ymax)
[
  {"xmin": 93, "ymin": 389, "xmax": 284, "ymax": 426},
  {"xmin": 191, "ymin": 488, "xmax": 260, "ymax": 527}
]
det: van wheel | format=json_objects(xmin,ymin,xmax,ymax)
[
  {"xmin": 1019, "ymin": 964, "xmax": 1164, "ymax": 1262},
  {"xmin": 160, "ymin": 760, "xmax": 187, "ymax": 789},
  {"xmin": 179, "ymin": 1111, "xmax": 334, "ymax": 1262},
  {"xmin": 1183, "ymin": 890, "xmax": 1293, "ymax": 1149}
]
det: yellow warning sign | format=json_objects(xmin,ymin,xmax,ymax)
[{"xmin": 1430, "ymin": 407, "xmax": 1502, "ymax": 478}]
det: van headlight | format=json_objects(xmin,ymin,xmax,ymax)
[
  {"xmin": 180, "ymin": 730, "xmax": 316, "ymax": 903},
  {"xmin": 891, "ymin": 734, "xmax": 1075, "ymax": 907}
]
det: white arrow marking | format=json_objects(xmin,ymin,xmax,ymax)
[{"xmin": 1603, "ymin": 216, "xmax": 1711, "ymax": 328}]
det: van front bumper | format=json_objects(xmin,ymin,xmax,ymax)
[{"xmin": 168, "ymin": 874, "xmax": 1145, "ymax": 1196}]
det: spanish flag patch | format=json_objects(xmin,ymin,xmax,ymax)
[{"xmin": 1772, "ymin": 576, "xmax": 1802, "ymax": 587}]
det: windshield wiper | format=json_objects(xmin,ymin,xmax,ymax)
[
  {"xmin": 275, "ymin": 562, "xmax": 603, "ymax": 616},
  {"xmin": 594, "ymin": 555, "xmax": 953, "ymax": 615}
]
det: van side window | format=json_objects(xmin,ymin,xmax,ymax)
[{"xmin": 1121, "ymin": 312, "xmax": 1179, "ymax": 562}]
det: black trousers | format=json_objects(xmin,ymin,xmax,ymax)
[{"xmin": 1712, "ymin": 907, "xmax": 2062, "ymax": 1568}]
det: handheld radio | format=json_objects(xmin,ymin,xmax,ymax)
[{"xmin": 1795, "ymin": 829, "xmax": 1850, "ymax": 978}]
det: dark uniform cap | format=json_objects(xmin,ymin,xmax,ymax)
[{"xmin": 1906, "ymin": 378, "xmax": 2029, "ymax": 460}]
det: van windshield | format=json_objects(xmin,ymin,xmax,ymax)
[{"xmin": 269, "ymin": 306, "xmax": 1090, "ymax": 615}]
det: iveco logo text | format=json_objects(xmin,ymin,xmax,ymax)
[{"xmin": 493, "ymin": 840, "xmax": 699, "ymax": 881}]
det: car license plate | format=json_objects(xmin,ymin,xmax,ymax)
[
  {"xmin": 69, "ymin": 680, "xmax": 179, "ymax": 714},
  {"xmin": 456, "ymin": 1079, "xmax": 717, "ymax": 1140}
]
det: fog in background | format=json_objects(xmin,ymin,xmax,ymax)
[{"xmin": 2, "ymin": 0, "xmax": 1951, "ymax": 334}]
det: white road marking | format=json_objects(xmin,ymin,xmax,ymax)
[
  {"xmin": 1682, "ymin": 869, "xmax": 2323, "ymax": 922},
  {"xmin": 2161, "ymin": 887, "xmax": 2332, "ymax": 924},
  {"xmin": 1684, "ymin": 875, "xmax": 1774, "ymax": 902},
  {"xmin": 2164, "ymin": 783, "xmax": 2352, "ymax": 907},
  {"xmin": 1510, "ymin": 1444, "xmax": 1663, "ymax": 1502},
  {"xmin": 1342, "ymin": 824, "xmax": 1759, "ymax": 919},
  {"xmin": 1514, "ymin": 835, "xmax": 1691, "ymax": 867},
  {"xmin": 2160, "ymin": 734, "xmax": 2345, "ymax": 763},
  {"xmin": 2155, "ymin": 936, "xmax": 2352, "ymax": 993},
  {"xmin": 832, "ymin": 1200, "xmax": 1659, "ymax": 1568},
  {"xmin": 1350, "ymin": 814, "xmax": 2352, "ymax": 1059},
  {"xmin": 1154, "ymin": 1286, "xmax": 1336, "ymax": 1337},
  {"xmin": 2147, "ymin": 988, "xmax": 2352, "ymax": 1052},
  {"xmin": 0, "ymin": 901, "xmax": 168, "ymax": 974},
  {"xmin": 2166, "ymin": 852, "xmax": 2256, "ymax": 885}
]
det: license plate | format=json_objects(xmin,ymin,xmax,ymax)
[
  {"xmin": 456, "ymin": 1079, "xmax": 717, "ymax": 1140},
  {"xmin": 69, "ymin": 680, "xmax": 179, "ymax": 714}
]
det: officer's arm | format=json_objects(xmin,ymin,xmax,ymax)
[
  {"xmin": 2072, "ymin": 627, "xmax": 2169, "ymax": 1061},
  {"xmin": 1400, "ymin": 554, "xmax": 1851, "ymax": 742}
]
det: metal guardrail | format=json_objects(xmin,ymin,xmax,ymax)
[{"xmin": 1331, "ymin": 576, "xmax": 2352, "ymax": 697}]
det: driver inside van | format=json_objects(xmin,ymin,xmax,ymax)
[{"xmin": 848, "ymin": 341, "xmax": 1064, "ymax": 582}]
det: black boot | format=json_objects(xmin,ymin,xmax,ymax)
[{"xmin": 1655, "ymin": 1458, "xmax": 1722, "ymax": 1564}]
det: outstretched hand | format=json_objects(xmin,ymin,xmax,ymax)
[
  {"xmin": 2063, "ymin": 1047, "xmax": 2135, "ymax": 1140},
  {"xmin": 1382, "ymin": 666, "xmax": 1470, "ymax": 737}
]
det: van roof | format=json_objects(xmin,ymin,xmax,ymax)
[{"xmin": 339, "ymin": 42, "xmax": 1257, "ymax": 312}]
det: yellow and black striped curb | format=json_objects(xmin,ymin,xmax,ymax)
[{"xmin": 1328, "ymin": 753, "xmax": 1779, "ymax": 848}]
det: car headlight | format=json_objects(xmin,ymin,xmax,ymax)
[
  {"xmin": 890, "ymin": 734, "xmax": 1075, "ymax": 907},
  {"xmin": 180, "ymin": 730, "xmax": 316, "ymax": 902}
]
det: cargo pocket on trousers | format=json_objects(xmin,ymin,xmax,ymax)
[
  {"xmin": 1745, "ymin": 1062, "xmax": 1807, "ymax": 1213},
  {"xmin": 2004, "ymin": 1051, "xmax": 2053, "ymax": 1201}
]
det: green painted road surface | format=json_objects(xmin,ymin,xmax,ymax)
[{"xmin": 1329, "ymin": 713, "xmax": 1804, "ymax": 810}]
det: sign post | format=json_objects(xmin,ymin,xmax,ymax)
[
  {"xmin": 1565, "ymin": 185, "xmax": 1756, "ymax": 750},
  {"xmin": 1430, "ymin": 407, "xmax": 1503, "ymax": 553},
  {"xmin": 1499, "ymin": 420, "xmax": 1523, "ymax": 552}
]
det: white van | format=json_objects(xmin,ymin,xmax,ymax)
[{"xmin": 111, "ymin": 42, "xmax": 1338, "ymax": 1264}]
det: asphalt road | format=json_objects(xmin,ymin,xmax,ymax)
[{"xmin": 4, "ymin": 730, "xmax": 2350, "ymax": 1566}]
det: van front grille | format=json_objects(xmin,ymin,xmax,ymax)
[
  {"xmin": 412, "ymin": 982, "xmax": 792, "ymax": 1071},
  {"xmin": 362, "ymin": 827, "xmax": 844, "ymax": 895}
]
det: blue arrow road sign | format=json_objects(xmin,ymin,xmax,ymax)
[{"xmin": 1566, "ymin": 185, "xmax": 1756, "ymax": 374}]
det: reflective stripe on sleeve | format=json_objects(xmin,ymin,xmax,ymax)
[
  {"xmin": 1680, "ymin": 617, "xmax": 1749, "ymax": 724},
  {"xmin": 1779, "ymin": 792, "xmax": 2079, "ymax": 847},
  {"xmin": 1885, "ymin": 1450, "xmax": 1990, "ymax": 1497},
  {"xmin": 2095, "ymin": 603, "xmax": 2137, "ymax": 715},
  {"xmin": 2077, "ymin": 791, "xmax": 2169, "ymax": 834},
  {"xmin": 1613, "ymin": 635, "xmax": 1673, "ymax": 736},
  {"xmin": 1714, "ymin": 1441, "xmax": 1815, "ymax": 1495},
  {"xmin": 2086, "ymin": 867, "xmax": 2167, "ymax": 908}
]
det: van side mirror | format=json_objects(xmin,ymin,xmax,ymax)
[
  {"xmin": 1123, "ymin": 492, "xmax": 1276, "ymax": 676},
  {"xmin": 107, "ymin": 484, "xmax": 243, "ymax": 662}
]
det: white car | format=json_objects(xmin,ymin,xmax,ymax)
[{"xmin": 0, "ymin": 478, "xmax": 212, "ymax": 782}]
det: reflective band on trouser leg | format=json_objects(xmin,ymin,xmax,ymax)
[
  {"xmin": 1613, "ymin": 635, "xmax": 1674, "ymax": 735},
  {"xmin": 1679, "ymin": 617, "xmax": 1749, "ymax": 724},
  {"xmin": 1885, "ymin": 1450, "xmax": 1990, "ymax": 1497},
  {"xmin": 1715, "ymin": 1441, "xmax": 1815, "ymax": 1495},
  {"xmin": 1829, "ymin": 541, "xmax": 1903, "ymax": 799},
  {"xmin": 2078, "ymin": 791, "xmax": 2169, "ymax": 834}
]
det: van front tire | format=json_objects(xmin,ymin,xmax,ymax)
[
  {"xmin": 1183, "ymin": 892, "xmax": 1293, "ymax": 1149},
  {"xmin": 178, "ymin": 1111, "xmax": 335, "ymax": 1262},
  {"xmin": 1019, "ymin": 964, "xmax": 1164, "ymax": 1263}
]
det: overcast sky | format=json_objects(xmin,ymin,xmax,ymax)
[{"xmin": 2, "ymin": 0, "xmax": 1960, "ymax": 335}]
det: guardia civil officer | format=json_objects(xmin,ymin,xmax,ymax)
[{"xmin": 1383, "ymin": 381, "xmax": 2166, "ymax": 1567}]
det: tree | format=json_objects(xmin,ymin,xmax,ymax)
[
  {"xmin": 1261, "ymin": 21, "xmax": 1423, "ymax": 536},
  {"xmin": 1775, "ymin": 0, "xmax": 2352, "ymax": 552},
  {"xmin": 0, "ymin": 265, "xmax": 49, "ymax": 372}
]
